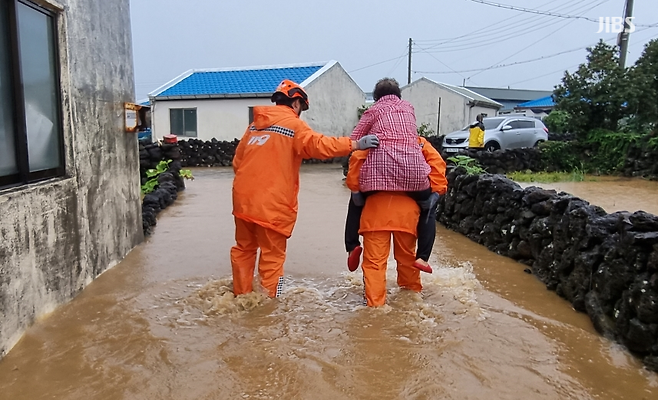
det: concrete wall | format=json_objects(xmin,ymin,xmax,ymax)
[
  {"xmin": 152, "ymin": 63, "xmax": 365, "ymax": 141},
  {"xmin": 402, "ymin": 79, "xmax": 498, "ymax": 136},
  {"xmin": 303, "ymin": 62, "xmax": 365, "ymax": 137},
  {"xmin": 0, "ymin": 0, "xmax": 142, "ymax": 359},
  {"xmin": 152, "ymin": 98, "xmax": 271, "ymax": 142}
]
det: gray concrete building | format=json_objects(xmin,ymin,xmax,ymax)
[
  {"xmin": 0, "ymin": 0, "xmax": 141, "ymax": 358},
  {"xmin": 402, "ymin": 78, "xmax": 502, "ymax": 136}
]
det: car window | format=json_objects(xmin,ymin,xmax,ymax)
[
  {"xmin": 508, "ymin": 120, "xmax": 523, "ymax": 129},
  {"xmin": 483, "ymin": 118, "xmax": 505, "ymax": 130},
  {"xmin": 518, "ymin": 120, "xmax": 535, "ymax": 128}
]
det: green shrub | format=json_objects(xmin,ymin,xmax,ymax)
[
  {"xmin": 447, "ymin": 155, "xmax": 485, "ymax": 175},
  {"xmin": 585, "ymin": 129, "xmax": 641, "ymax": 173},
  {"xmin": 543, "ymin": 110, "xmax": 570, "ymax": 134},
  {"xmin": 141, "ymin": 160, "xmax": 194, "ymax": 195},
  {"xmin": 417, "ymin": 123, "xmax": 436, "ymax": 137},
  {"xmin": 538, "ymin": 141, "xmax": 582, "ymax": 172}
]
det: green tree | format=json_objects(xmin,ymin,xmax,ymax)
[
  {"xmin": 628, "ymin": 39, "xmax": 658, "ymax": 132},
  {"xmin": 543, "ymin": 110, "xmax": 570, "ymax": 134},
  {"xmin": 553, "ymin": 41, "xmax": 631, "ymax": 136}
]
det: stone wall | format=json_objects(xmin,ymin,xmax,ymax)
[
  {"xmin": 440, "ymin": 148, "xmax": 543, "ymax": 174},
  {"xmin": 624, "ymin": 139, "xmax": 658, "ymax": 180},
  {"xmin": 139, "ymin": 141, "xmax": 186, "ymax": 236},
  {"xmin": 438, "ymin": 168, "xmax": 658, "ymax": 371}
]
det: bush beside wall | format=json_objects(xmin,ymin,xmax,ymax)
[{"xmin": 139, "ymin": 141, "xmax": 186, "ymax": 236}]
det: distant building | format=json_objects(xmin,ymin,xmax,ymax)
[
  {"xmin": 402, "ymin": 78, "xmax": 502, "ymax": 136},
  {"xmin": 0, "ymin": 0, "xmax": 141, "ymax": 359},
  {"xmin": 465, "ymin": 86, "xmax": 553, "ymax": 114},
  {"xmin": 514, "ymin": 95, "xmax": 556, "ymax": 119},
  {"xmin": 148, "ymin": 61, "xmax": 365, "ymax": 142}
]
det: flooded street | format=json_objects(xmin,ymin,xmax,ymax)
[
  {"xmin": 0, "ymin": 166, "xmax": 656, "ymax": 399},
  {"xmin": 517, "ymin": 176, "xmax": 658, "ymax": 216}
]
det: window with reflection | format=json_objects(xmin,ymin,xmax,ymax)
[
  {"xmin": 169, "ymin": 108, "xmax": 197, "ymax": 137},
  {"xmin": 0, "ymin": 0, "xmax": 64, "ymax": 189}
]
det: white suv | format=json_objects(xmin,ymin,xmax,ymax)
[{"xmin": 442, "ymin": 116, "xmax": 549, "ymax": 153}]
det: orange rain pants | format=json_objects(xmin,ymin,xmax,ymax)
[
  {"xmin": 230, "ymin": 217, "xmax": 288, "ymax": 298},
  {"xmin": 360, "ymin": 192, "xmax": 422, "ymax": 307},
  {"xmin": 362, "ymin": 230, "xmax": 421, "ymax": 307}
]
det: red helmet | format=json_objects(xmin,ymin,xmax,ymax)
[{"xmin": 271, "ymin": 79, "xmax": 309, "ymax": 111}]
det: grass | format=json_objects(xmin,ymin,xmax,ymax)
[{"xmin": 506, "ymin": 170, "xmax": 596, "ymax": 183}]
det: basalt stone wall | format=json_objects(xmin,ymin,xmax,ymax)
[
  {"xmin": 141, "ymin": 161, "xmax": 185, "ymax": 236},
  {"xmin": 139, "ymin": 141, "xmax": 185, "ymax": 236},
  {"xmin": 177, "ymin": 138, "xmax": 347, "ymax": 167},
  {"xmin": 440, "ymin": 148, "xmax": 544, "ymax": 174},
  {"xmin": 624, "ymin": 139, "xmax": 658, "ymax": 180},
  {"xmin": 178, "ymin": 139, "xmax": 238, "ymax": 167},
  {"xmin": 438, "ymin": 169, "xmax": 658, "ymax": 372}
]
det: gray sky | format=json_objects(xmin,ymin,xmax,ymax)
[{"xmin": 130, "ymin": 0, "xmax": 658, "ymax": 101}]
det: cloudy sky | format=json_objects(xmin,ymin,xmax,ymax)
[{"xmin": 130, "ymin": 0, "xmax": 658, "ymax": 101}]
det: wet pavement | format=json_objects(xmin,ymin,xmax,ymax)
[{"xmin": 0, "ymin": 166, "xmax": 656, "ymax": 399}]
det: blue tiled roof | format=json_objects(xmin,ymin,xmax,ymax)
[
  {"xmin": 517, "ymin": 95, "xmax": 555, "ymax": 108},
  {"xmin": 155, "ymin": 65, "xmax": 324, "ymax": 98}
]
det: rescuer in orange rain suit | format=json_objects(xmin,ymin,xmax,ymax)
[
  {"xmin": 345, "ymin": 137, "xmax": 447, "ymax": 306},
  {"xmin": 231, "ymin": 79, "xmax": 380, "ymax": 298}
]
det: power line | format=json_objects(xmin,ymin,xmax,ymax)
[
  {"xmin": 414, "ymin": 46, "xmax": 585, "ymax": 74},
  {"xmin": 348, "ymin": 50, "xmax": 408, "ymax": 73},
  {"xmin": 504, "ymin": 26, "xmax": 658, "ymax": 87},
  {"xmin": 415, "ymin": 0, "xmax": 585, "ymax": 50},
  {"xmin": 467, "ymin": 0, "xmax": 605, "ymax": 80},
  {"xmin": 413, "ymin": 0, "xmax": 605, "ymax": 58},
  {"xmin": 468, "ymin": 0, "xmax": 657, "ymax": 27},
  {"xmin": 466, "ymin": 0, "xmax": 605, "ymax": 24}
]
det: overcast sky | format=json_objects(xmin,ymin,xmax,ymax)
[{"xmin": 130, "ymin": 0, "xmax": 658, "ymax": 101}]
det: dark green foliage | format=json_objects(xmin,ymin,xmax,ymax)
[
  {"xmin": 628, "ymin": 40, "xmax": 658, "ymax": 132},
  {"xmin": 357, "ymin": 104, "xmax": 370, "ymax": 120},
  {"xmin": 543, "ymin": 110, "xmax": 570, "ymax": 134},
  {"xmin": 417, "ymin": 123, "xmax": 436, "ymax": 137},
  {"xmin": 553, "ymin": 41, "xmax": 633, "ymax": 137},
  {"xmin": 585, "ymin": 129, "xmax": 642, "ymax": 174},
  {"xmin": 539, "ymin": 141, "xmax": 582, "ymax": 172}
]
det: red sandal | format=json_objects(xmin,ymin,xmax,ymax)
[
  {"xmin": 347, "ymin": 246, "xmax": 362, "ymax": 272},
  {"xmin": 413, "ymin": 260, "xmax": 433, "ymax": 274}
]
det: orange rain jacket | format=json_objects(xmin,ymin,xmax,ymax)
[
  {"xmin": 346, "ymin": 136, "xmax": 448, "ymax": 196},
  {"xmin": 232, "ymin": 105, "xmax": 353, "ymax": 237}
]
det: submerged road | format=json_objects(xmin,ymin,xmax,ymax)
[{"xmin": 0, "ymin": 165, "xmax": 656, "ymax": 399}]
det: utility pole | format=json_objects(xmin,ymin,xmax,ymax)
[
  {"xmin": 619, "ymin": 0, "xmax": 634, "ymax": 68},
  {"xmin": 407, "ymin": 38, "xmax": 412, "ymax": 84}
]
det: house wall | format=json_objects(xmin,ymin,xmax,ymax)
[
  {"xmin": 403, "ymin": 80, "xmax": 499, "ymax": 135},
  {"xmin": 152, "ymin": 63, "xmax": 365, "ymax": 142},
  {"xmin": 152, "ymin": 98, "xmax": 271, "ymax": 142},
  {"xmin": 402, "ymin": 81, "xmax": 468, "ymax": 136},
  {"xmin": 303, "ymin": 62, "xmax": 365, "ymax": 137},
  {"xmin": 0, "ymin": 0, "xmax": 142, "ymax": 359}
]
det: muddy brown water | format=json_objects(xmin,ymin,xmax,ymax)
[{"xmin": 0, "ymin": 166, "xmax": 656, "ymax": 399}]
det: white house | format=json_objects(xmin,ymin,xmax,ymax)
[
  {"xmin": 148, "ymin": 61, "xmax": 365, "ymax": 141},
  {"xmin": 401, "ymin": 78, "xmax": 503, "ymax": 136}
]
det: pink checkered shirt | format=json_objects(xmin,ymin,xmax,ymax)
[{"xmin": 350, "ymin": 95, "xmax": 430, "ymax": 192}]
